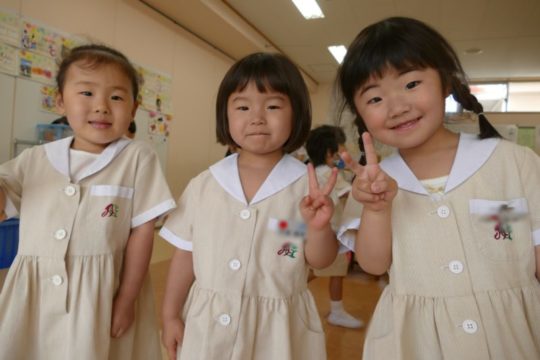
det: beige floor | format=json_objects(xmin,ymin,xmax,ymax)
[{"xmin": 150, "ymin": 233, "xmax": 383, "ymax": 360}]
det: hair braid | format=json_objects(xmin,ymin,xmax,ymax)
[{"xmin": 451, "ymin": 80, "xmax": 501, "ymax": 139}]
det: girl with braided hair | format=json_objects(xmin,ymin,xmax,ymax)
[{"xmin": 336, "ymin": 16, "xmax": 540, "ymax": 360}]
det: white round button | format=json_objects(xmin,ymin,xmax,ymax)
[
  {"xmin": 54, "ymin": 229, "xmax": 67, "ymax": 240},
  {"xmin": 240, "ymin": 209, "xmax": 251, "ymax": 220},
  {"xmin": 51, "ymin": 275, "xmax": 63, "ymax": 286},
  {"xmin": 449, "ymin": 260, "xmax": 464, "ymax": 274},
  {"xmin": 64, "ymin": 186, "xmax": 76, "ymax": 196},
  {"xmin": 462, "ymin": 319, "xmax": 478, "ymax": 334},
  {"xmin": 437, "ymin": 205, "xmax": 450, "ymax": 218},
  {"xmin": 218, "ymin": 313, "xmax": 231, "ymax": 326},
  {"xmin": 229, "ymin": 259, "xmax": 241, "ymax": 271}
]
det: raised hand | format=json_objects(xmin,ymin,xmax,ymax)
[
  {"xmin": 341, "ymin": 132, "xmax": 397, "ymax": 211},
  {"xmin": 299, "ymin": 163, "xmax": 338, "ymax": 230}
]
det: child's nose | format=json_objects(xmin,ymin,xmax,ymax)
[
  {"xmin": 388, "ymin": 96, "xmax": 410, "ymax": 118},
  {"xmin": 250, "ymin": 107, "xmax": 266, "ymax": 124},
  {"xmin": 94, "ymin": 99, "xmax": 110, "ymax": 114}
]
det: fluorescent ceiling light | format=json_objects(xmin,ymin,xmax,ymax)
[
  {"xmin": 292, "ymin": 0, "xmax": 325, "ymax": 19},
  {"xmin": 328, "ymin": 45, "xmax": 347, "ymax": 64}
]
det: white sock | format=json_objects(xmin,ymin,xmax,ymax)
[{"xmin": 330, "ymin": 300, "xmax": 344, "ymax": 313}]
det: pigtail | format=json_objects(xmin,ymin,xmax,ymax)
[
  {"xmin": 451, "ymin": 81, "xmax": 501, "ymax": 139},
  {"xmin": 353, "ymin": 116, "xmax": 368, "ymax": 166}
]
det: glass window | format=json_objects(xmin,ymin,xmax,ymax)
[
  {"xmin": 470, "ymin": 84, "xmax": 508, "ymax": 112},
  {"xmin": 507, "ymin": 82, "xmax": 540, "ymax": 112}
]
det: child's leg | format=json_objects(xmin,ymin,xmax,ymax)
[
  {"xmin": 329, "ymin": 276, "xmax": 343, "ymax": 301},
  {"xmin": 327, "ymin": 276, "xmax": 364, "ymax": 329}
]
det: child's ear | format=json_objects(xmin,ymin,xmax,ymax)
[{"xmin": 55, "ymin": 94, "xmax": 65, "ymax": 114}]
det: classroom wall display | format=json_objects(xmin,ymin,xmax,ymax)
[
  {"xmin": 0, "ymin": 9, "xmax": 19, "ymax": 46},
  {"xmin": 136, "ymin": 64, "xmax": 173, "ymax": 116},
  {"xmin": 0, "ymin": 8, "xmax": 173, "ymax": 171},
  {"xmin": 0, "ymin": 42, "xmax": 17, "ymax": 75}
]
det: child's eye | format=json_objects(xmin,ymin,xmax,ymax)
[
  {"xmin": 111, "ymin": 95, "xmax": 124, "ymax": 101},
  {"xmin": 79, "ymin": 91, "xmax": 92, "ymax": 96},
  {"xmin": 367, "ymin": 97, "xmax": 382, "ymax": 104},
  {"xmin": 406, "ymin": 81, "xmax": 421, "ymax": 89},
  {"xmin": 267, "ymin": 105, "xmax": 281, "ymax": 110},
  {"xmin": 236, "ymin": 106, "xmax": 249, "ymax": 111}
]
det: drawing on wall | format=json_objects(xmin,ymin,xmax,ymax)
[
  {"xmin": 19, "ymin": 49, "xmax": 56, "ymax": 84},
  {"xmin": 20, "ymin": 21, "xmax": 63, "ymax": 59},
  {"xmin": 148, "ymin": 111, "xmax": 171, "ymax": 138},
  {"xmin": 40, "ymin": 85, "xmax": 59, "ymax": 113},
  {"xmin": 136, "ymin": 65, "xmax": 172, "ymax": 115}
]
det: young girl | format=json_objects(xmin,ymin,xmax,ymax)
[
  {"xmin": 0, "ymin": 44, "xmax": 175, "ymax": 359},
  {"xmin": 305, "ymin": 125, "xmax": 364, "ymax": 329},
  {"xmin": 336, "ymin": 17, "xmax": 540, "ymax": 359},
  {"xmin": 160, "ymin": 52, "xmax": 339, "ymax": 360}
]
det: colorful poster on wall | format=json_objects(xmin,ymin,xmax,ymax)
[
  {"xmin": 148, "ymin": 111, "xmax": 171, "ymax": 138},
  {"xmin": 136, "ymin": 65, "xmax": 172, "ymax": 115},
  {"xmin": 40, "ymin": 85, "xmax": 59, "ymax": 113},
  {"xmin": 0, "ymin": 42, "xmax": 18, "ymax": 75},
  {"xmin": 19, "ymin": 49, "xmax": 56, "ymax": 84},
  {"xmin": 0, "ymin": 10, "xmax": 19, "ymax": 46},
  {"xmin": 20, "ymin": 20, "xmax": 63, "ymax": 60}
]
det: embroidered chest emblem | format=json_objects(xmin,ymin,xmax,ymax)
[
  {"xmin": 101, "ymin": 203, "xmax": 119, "ymax": 218},
  {"xmin": 490, "ymin": 204, "xmax": 515, "ymax": 240},
  {"xmin": 277, "ymin": 242, "xmax": 298, "ymax": 258}
]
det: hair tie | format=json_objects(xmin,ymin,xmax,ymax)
[{"xmin": 477, "ymin": 112, "xmax": 485, "ymax": 117}]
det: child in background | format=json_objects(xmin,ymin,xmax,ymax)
[
  {"xmin": 336, "ymin": 17, "xmax": 540, "ymax": 359},
  {"xmin": 0, "ymin": 44, "xmax": 175, "ymax": 359},
  {"xmin": 160, "ymin": 52, "xmax": 339, "ymax": 360},
  {"xmin": 305, "ymin": 125, "xmax": 363, "ymax": 329}
]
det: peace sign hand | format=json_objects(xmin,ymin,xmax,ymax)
[
  {"xmin": 299, "ymin": 163, "xmax": 338, "ymax": 230},
  {"xmin": 341, "ymin": 132, "xmax": 397, "ymax": 212}
]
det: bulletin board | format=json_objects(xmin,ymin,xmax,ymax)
[{"xmin": 0, "ymin": 8, "xmax": 173, "ymax": 171}]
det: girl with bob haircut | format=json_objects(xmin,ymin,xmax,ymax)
[
  {"xmin": 0, "ymin": 44, "xmax": 175, "ymax": 359},
  {"xmin": 161, "ymin": 52, "xmax": 339, "ymax": 360},
  {"xmin": 336, "ymin": 17, "xmax": 540, "ymax": 359}
]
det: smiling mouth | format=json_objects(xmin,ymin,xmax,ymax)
[
  {"xmin": 89, "ymin": 121, "xmax": 112, "ymax": 129},
  {"xmin": 391, "ymin": 117, "xmax": 420, "ymax": 130}
]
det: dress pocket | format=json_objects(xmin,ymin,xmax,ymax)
[
  {"xmin": 292, "ymin": 291, "xmax": 324, "ymax": 334},
  {"xmin": 90, "ymin": 185, "xmax": 134, "ymax": 199},
  {"xmin": 469, "ymin": 198, "xmax": 531, "ymax": 261}
]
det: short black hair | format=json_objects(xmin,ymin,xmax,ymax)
[
  {"xmin": 216, "ymin": 52, "xmax": 311, "ymax": 153},
  {"xmin": 305, "ymin": 125, "xmax": 346, "ymax": 166},
  {"xmin": 128, "ymin": 120, "xmax": 137, "ymax": 134},
  {"xmin": 57, "ymin": 44, "xmax": 139, "ymax": 101}
]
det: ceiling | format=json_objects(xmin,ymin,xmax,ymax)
[{"xmin": 140, "ymin": 0, "xmax": 540, "ymax": 86}]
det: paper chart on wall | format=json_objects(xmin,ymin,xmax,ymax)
[
  {"xmin": 20, "ymin": 20, "xmax": 63, "ymax": 59},
  {"xmin": 0, "ymin": 9, "xmax": 19, "ymax": 46},
  {"xmin": 136, "ymin": 64, "xmax": 173, "ymax": 115},
  {"xmin": 19, "ymin": 49, "xmax": 56, "ymax": 84},
  {"xmin": 40, "ymin": 85, "xmax": 60, "ymax": 114},
  {"xmin": 0, "ymin": 42, "xmax": 18, "ymax": 75}
]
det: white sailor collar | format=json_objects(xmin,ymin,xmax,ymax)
[
  {"xmin": 380, "ymin": 132, "xmax": 500, "ymax": 195},
  {"xmin": 44, "ymin": 136, "xmax": 132, "ymax": 182},
  {"xmin": 209, "ymin": 153, "xmax": 307, "ymax": 206}
]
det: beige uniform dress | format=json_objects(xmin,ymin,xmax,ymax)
[
  {"xmin": 160, "ymin": 154, "xmax": 326, "ymax": 360},
  {"xmin": 0, "ymin": 137, "xmax": 175, "ymax": 360},
  {"xmin": 338, "ymin": 133, "xmax": 540, "ymax": 360},
  {"xmin": 313, "ymin": 165, "xmax": 351, "ymax": 277}
]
